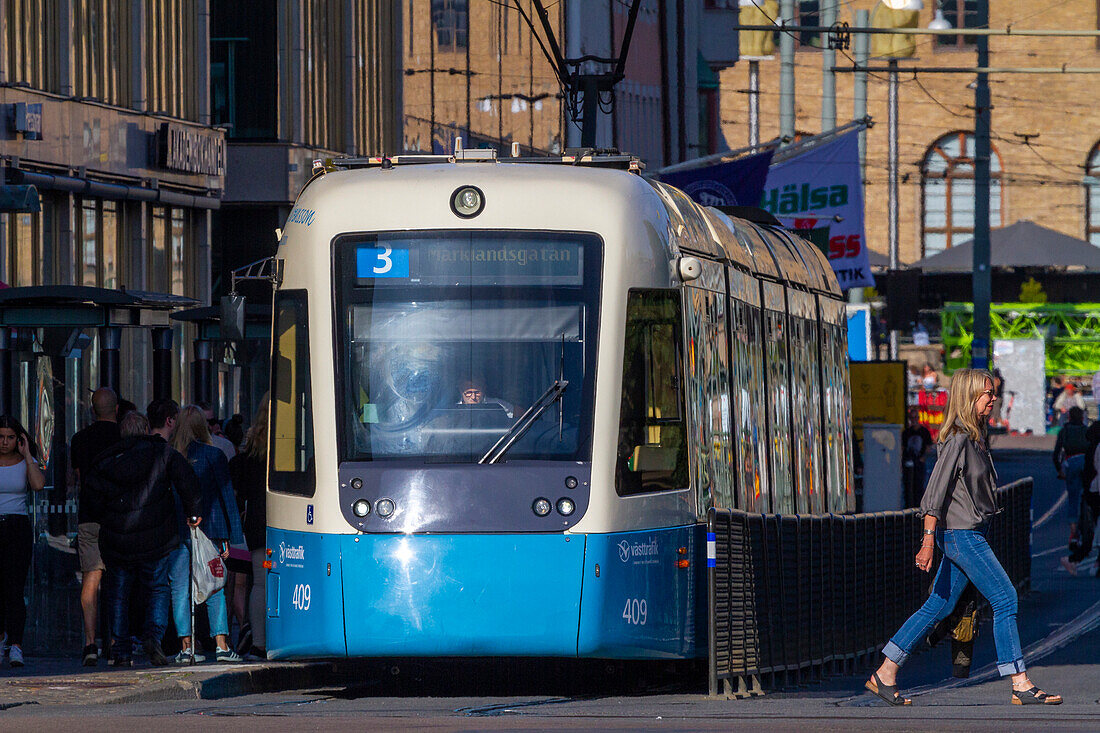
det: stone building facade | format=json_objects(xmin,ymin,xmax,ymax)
[
  {"xmin": 402, "ymin": 0, "xmax": 739, "ymax": 168},
  {"xmin": 719, "ymin": 1, "xmax": 1100, "ymax": 266}
]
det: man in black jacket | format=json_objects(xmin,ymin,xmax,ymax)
[{"xmin": 84, "ymin": 412, "xmax": 201, "ymax": 666}]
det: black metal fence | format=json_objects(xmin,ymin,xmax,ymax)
[{"xmin": 707, "ymin": 478, "xmax": 1032, "ymax": 697}]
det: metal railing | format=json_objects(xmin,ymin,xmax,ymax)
[{"xmin": 707, "ymin": 478, "xmax": 1032, "ymax": 697}]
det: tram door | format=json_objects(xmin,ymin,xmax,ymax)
[{"xmin": 682, "ymin": 259, "xmax": 735, "ymax": 514}]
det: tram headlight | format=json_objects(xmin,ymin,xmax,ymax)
[
  {"xmin": 351, "ymin": 477, "xmax": 363, "ymax": 490},
  {"xmin": 532, "ymin": 497, "xmax": 552, "ymax": 517},
  {"xmin": 352, "ymin": 499, "xmax": 371, "ymax": 517},
  {"xmin": 376, "ymin": 498, "xmax": 396, "ymax": 518},
  {"xmin": 564, "ymin": 476, "xmax": 578, "ymax": 490},
  {"xmin": 556, "ymin": 497, "xmax": 575, "ymax": 516},
  {"xmin": 450, "ymin": 185, "xmax": 485, "ymax": 218}
]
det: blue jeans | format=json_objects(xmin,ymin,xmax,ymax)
[
  {"xmin": 106, "ymin": 553, "xmax": 171, "ymax": 647},
  {"xmin": 167, "ymin": 542, "xmax": 228, "ymax": 638},
  {"xmin": 883, "ymin": 526, "xmax": 1025, "ymax": 677},
  {"xmin": 1064, "ymin": 454, "xmax": 1086, "ymax": 524}
]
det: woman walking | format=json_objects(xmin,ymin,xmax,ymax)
[
  {"xmin": 867, "ymin": 369, "xmax": 1061, "ymax": 706},
  {"xmin": 168, "ymin": 405, "xmax": 245, "ymax": 663},
  {"xmin": 0, "ymin": 416, "xmax": 45, "ymax": 667}
]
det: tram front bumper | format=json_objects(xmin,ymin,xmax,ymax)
[{"xmin": 339, "ymin": 532, "xmax": 586, "ymax": 656}]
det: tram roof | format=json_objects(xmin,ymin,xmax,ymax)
[{"xmin": 298, "ymin": 155, "xmax": 841, "ymax": 297}]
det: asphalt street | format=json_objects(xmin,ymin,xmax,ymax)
[{"xmin": 3, "ymin": 436, "xmax": 1099, "ymax": 732}]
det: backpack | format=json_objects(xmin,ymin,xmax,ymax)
[{"xmin": 1061, "ymin": 423, "xmax": 1091, "ymax": 456}]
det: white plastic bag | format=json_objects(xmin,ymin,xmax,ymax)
[{"xmin": 191, "ymin": 526, "xmax": 227, "ymax": 604}]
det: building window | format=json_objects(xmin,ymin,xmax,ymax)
[
  {"xmin": 1085, "ymin": 143, "xmax": 1100, "ymax": 245},
  {"xmin": 921, "ymin": 131, "xmax": 1004, "ymax": 258},
  {"xmin": 771, "ymin": 2, "xmax": 823, "ymax": 50},
  {"xmin": 936, "ymin": 0, "xmax": 980, "ymax": 48},
  {"xmin": 7, "ymin": 211, "xmax": 42, "ymax": 287},
  {"xmin": 171, "ymin": 209, "xmax": 187, "ymax": 296},
  {"xmin": 211, "ymin": 1, "xmax": 278, "ymax": 139},
  {"xmin": 102, "ymin": 201, "xmax": 119, "ymax": 289},
  {"xmin": 431, "ymin": 0, "xmax": 468, "ymax": 51},
  {"xmin": 79, "ymin": 200, "xmax": 98, "ymax": 286},
  {"xmin": 73, "ymin": 0, "xmax": 130, "ymax": 106},
  {"xmin": 149, "ymin": 207, "xmax": 168, "ymax": 292},
  {"xmin": 3, "ymin": 0, "xmax": 61, "ymax": 92}
]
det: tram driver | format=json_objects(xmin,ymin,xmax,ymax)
[{"xmin": 457, "ymin": 377, "xmax": 515, "ymax": 419}]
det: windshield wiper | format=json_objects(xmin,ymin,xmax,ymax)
[{"xmin": 478, "ymin": 380, "xmax": 569, "ymax": 465}]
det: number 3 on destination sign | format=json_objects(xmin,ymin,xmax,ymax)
[
  {"xmin": 357, "ymin": 245, "xmax": 409, "ymax": 279},
  {"xmin": 373, "ymin": 246, "xmax": 393, "ymax": 274}
]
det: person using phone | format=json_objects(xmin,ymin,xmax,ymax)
[{"xmin": 0, "ymin": 416, "xmax": 45, "ymax": 667}]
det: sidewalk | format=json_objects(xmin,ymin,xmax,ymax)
[{"xmin": 0, "ymin": 656, "xmax": 331, "ymax": 705}]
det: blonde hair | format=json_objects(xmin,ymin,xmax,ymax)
[
  {"xmin": 242, "ymin": 393, "xmax": 269, "ymax": 460},
  {"xmin": 938, "ymin": 368, "xmax": 994, "ymax": 444},
  {"xmin": 172, "ymin": 404, "xmax": 212, "ymax": 454}
]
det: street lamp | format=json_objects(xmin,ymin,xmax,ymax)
[{"xmin": 927, "ymin": 2, "xmax": 953, "ymax": 32}]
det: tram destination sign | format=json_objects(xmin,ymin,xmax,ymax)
[
  {"xmin": 354, "ymin": 236, "xmax": 584, "ymax": 286},
  {"xmin": 156, "ymin": 122, "xmax": 226, "ymax": 177}
]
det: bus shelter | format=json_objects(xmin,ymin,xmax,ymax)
[{"xmin": 0, "ymin": 285, "xmax": 196, "ymax": 654}]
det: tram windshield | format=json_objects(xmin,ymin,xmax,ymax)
[{"xmin": 335, "ymin": 231, "xmax": 601, "ymax": 463}]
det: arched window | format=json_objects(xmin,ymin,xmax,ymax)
[
  {"xmin": 1085, "ymin": 143, "xmax": 1100, "ymax": 245},
  {"xmin": 921, "ymin": 132, "xmax": 1004, "ymax": 258}
]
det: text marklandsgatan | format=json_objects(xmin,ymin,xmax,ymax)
[{"xmin": 157, "ymin": 122, "xmax": 226, "ymax": 177}]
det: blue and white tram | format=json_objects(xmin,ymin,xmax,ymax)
[{"xmin": 263, "ymin": 149, "xmax": 853, "ymax": 660}]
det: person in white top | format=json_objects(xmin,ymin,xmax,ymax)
[
  {"xmin": 0, "ymin": 416, "xmax": 45, "ymax": 668},
  {"xmin": 1053, "ymin": 382, "xmax": 1087, "ymax": 425}
]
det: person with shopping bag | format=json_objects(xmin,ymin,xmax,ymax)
[
  {"xmin": 83, "ymin": 411, "xmax": 202, "ymax": 667},
  {"xmin": 167, "ymin": 405, "xmax": 246, "ymax": 664}
]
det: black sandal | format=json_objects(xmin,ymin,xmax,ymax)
[
  {"xmin": 865, "ymin": 672, "xmax": 912, "ymax": 706},
  {"xmin": 1012, "ymin": 686, "xmax": 1062, "ymax": 705}
]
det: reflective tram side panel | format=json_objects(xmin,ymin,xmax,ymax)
[
  {"xmin": 265, "ymin": 528, "xmax": 347, "ymax": 659},
  {"xmin": 577, "ymin": 525, "xmax": 701, "ymax": 659}
]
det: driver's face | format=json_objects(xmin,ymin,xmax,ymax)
[{"xmin": 462, "ymin": 388, "xmax": 483, "ymax": 405}]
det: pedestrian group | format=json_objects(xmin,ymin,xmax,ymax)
[{"xmin": 0, "ymin": 387, "xmax": 268, "ymax": 668}]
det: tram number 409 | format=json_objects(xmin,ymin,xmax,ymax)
[
  {"xmin": 622, "ymin": 598, "xmax": 647, "ymax": 626},
  {"xmin": 291, "ymin": 583, "xmax": 312, "ymax": 611}
]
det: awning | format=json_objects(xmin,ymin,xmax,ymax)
[
  {"xmin": 697, "ymin": 52, "xmax": 720, "ymax": 91},
  {"xmin": 6, "ymin": 169, "xmax": 221, "ymax": 210},
  {"xmin": 0, "ymin": 184, "xmax": 41, "ymax": 213},
  {"xmin": 0, "ymin": 286, "xmax": 198, "ymax": 328},
  {"xmin": 909, "ymin": 220, "xmax": 1100, "ymax": 272}
]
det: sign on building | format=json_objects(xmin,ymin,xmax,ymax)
[{"xmin": 156, "ymin": 122, "xmax": 226, "ymax": 176}]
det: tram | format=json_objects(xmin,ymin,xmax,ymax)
[{"xmin": 263, "ymin": 147, "xmax": 853, "ymax": 660}]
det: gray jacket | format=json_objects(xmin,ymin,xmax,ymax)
[{"xmin": 919, "ymin": 429, "xmax": 998, "ymax": 530}]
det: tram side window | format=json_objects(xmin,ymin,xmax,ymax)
[
  {"xmin": 616, "ymin": 290, "xmax": 688, "ymax": 496},
  {"xmin": 269, "ymin": 290, "xmax": 316, "ymax": 496}
]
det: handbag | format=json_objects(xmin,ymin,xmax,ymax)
[
  {"xmin": 214, "ymin": 478, "xmax": 250, "ymax": 566},
  {"xmin": 190, "ymin": 526, "xmax": 227, "ymax": 604}
]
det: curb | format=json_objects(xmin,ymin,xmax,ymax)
[{"xmin": 101, "ymin": 662, "xmax": 333, "ymax": 704}]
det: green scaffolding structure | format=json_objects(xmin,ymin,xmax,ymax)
[{"xmin": 941, "ymin": 302, "xmax": 1100, "ymax": 376}]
